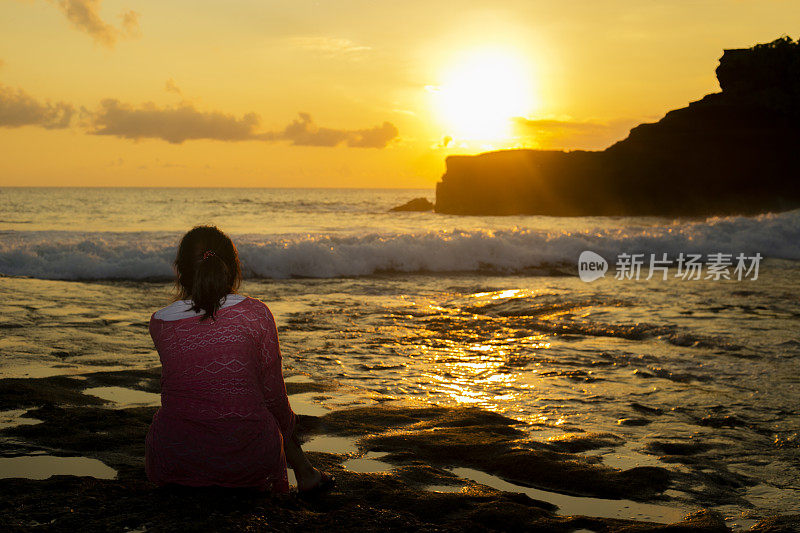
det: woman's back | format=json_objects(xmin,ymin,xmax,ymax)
[
  {"xmin": 146, "ymin": 295, "xmax": 295, "ymax": 491},
  {"xmin": 151, "ymin": 296, "xmax": 286, "ymax": 421}
]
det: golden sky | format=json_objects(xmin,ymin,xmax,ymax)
[{"xmin": 1, "ymin": 0, "xmax": 798, "ymax": 188}]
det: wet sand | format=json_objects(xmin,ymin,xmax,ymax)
[{"xmin": 2, "ymin": 369, "xmax": 797, "ymax": 532}]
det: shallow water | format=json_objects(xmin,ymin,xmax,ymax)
[
  {"xmin": 83, "ymin": 386, "xmax": 161, "ymax": 407},
  {"xmin": 0, "ymin": 409, "xmax": 42, "ymax": 429},
  {"xmin": 295, "ymin": 431, "xmax": 707, "ymax": 527},
  {"xmin": 451, "ymin": 467, "xmax": 690, "ymax": 524},
  {"xmin": 0, "ymin": 454, "xmax": 117, "ymax": 480},
  {"xmin": 342, "ymin": 452, "xmax": 392, "ymax": 474},
  {"xmin": 302, "ymin": 435, "xmax": 360, "ymax": 455},
  {"xmin": 287, "ymin": 393, "xmax": 331, "ymax": 417}
]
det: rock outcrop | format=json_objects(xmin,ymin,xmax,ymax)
[
  {"xmin": 390, "ymin": 197, "xmax": 434, "ymax": 212},
  {"xmin": 435, "ymin": 37, "xmax": 800, "ymax": 216}
]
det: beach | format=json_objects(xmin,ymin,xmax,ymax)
[{"xmin": 1, "ymin": 188, "xmax": 799, "ymax": 530}]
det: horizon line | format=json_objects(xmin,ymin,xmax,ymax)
[{"xmin": 0, "ymin": 185, "xmax": 436, "ymax": 190}]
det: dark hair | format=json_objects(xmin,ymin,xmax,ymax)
[{"xmin": 174, "ymin": 226, "xmax": 242, "ymax": 320}]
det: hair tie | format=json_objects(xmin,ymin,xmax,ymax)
[{"xmin": 202, "ymin": 250, "xmax": 216, "ymax": 260}]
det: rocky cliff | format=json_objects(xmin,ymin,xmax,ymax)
[{"xmin": 435, "ymin": 37, "xmax": 800, "ymax": 216}]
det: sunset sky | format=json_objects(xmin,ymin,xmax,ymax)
[{"xmin": 1, "ymin": 0, "xmax": 799, "ymax": 188}]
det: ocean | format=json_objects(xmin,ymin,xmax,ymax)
[{"xmin": 1, "ymin": 187, "xmax": 799, "ymax": 524}]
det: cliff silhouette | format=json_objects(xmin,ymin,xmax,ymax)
[{"xmin": 435, "ymin": 37, "xmax": 800, "ymax": 216}]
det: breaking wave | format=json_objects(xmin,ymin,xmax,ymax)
[{"xmin": 1, "ymin": 210, "xmax": 798, "ymax": 280}]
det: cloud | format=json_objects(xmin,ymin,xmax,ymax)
[
  {"xmin": 164, "ymin": 78, "xmax": 182, "ymax": 96},
  {"xmin": 90, "ymin": 99, "xmax": 260, "ymax": 143},
  {"xmin": 0, "ymin": 83, "xmax": 74, "ymax": 129},
  {"xmin": 120, "ymin": 10, "xmax": 140, "ymax": 38},
  {"xmin": 265, "ymin": 112, "xmax": 398, "ymax": 148},
  {"xmin": 88, "ymin": 101, "xmax": 398, "ymax": 148},
  {"xmin": 269, "ymin": 112, "xmax": 348, "ymax": 146},
  {"xmin": 346, "ymin": 120, "xmax": 399, "ymax": 148},
  {"xmin": 52, "ymin": 0, "xmax": 140, "ymax": 47},
  {"xmin": 512, "ymin": 116, "xmax": 639, "ymax": 150},
  {"xmin": 290, "ymin": 36, "xmax": 371, "ymax": 59},
  {"xmin": 0, "ymin": 78, "xmax": 397, "ymax": 148}
]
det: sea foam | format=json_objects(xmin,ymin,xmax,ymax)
[{"xmin": 1, "ymin": 210, "xmax": 798, "ymax": 280}]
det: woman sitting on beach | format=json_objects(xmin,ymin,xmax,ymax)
[{"xmin": 145, "ymin": 225, "xmax": 332, "ymax": 494}]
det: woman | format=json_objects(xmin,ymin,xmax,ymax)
[{"xmin": 145, "ymin": 225, "xmax": 331, "ymax": 494}]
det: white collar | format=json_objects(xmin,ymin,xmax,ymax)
[{"xmin": 152, "ymin": 294, "xmax": 246, "ymax": 321}]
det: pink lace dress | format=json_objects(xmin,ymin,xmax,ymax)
[{"xmin": 145, "ymin": 295, "xmax": 295, "ymax": 492}]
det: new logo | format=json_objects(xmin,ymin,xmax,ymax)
[{"xmin": 578, "ymin": 251, "xmax": 608, "ymax": 282}]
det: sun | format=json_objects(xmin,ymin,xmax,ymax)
[{"xmin": 431, "ymin": 48, "xmax": 535, "ymax": 143}]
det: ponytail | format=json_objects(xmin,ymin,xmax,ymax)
[{"xmin": 174, "ymin": 226, "xmax": 242, "ymax": 320}]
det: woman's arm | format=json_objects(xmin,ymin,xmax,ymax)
[
  {"xmin": 257, "ymin": 303, "xmax": 324, "ymax": 490},
  {"xmin": 283, "ymin": 425, "xmax": 321, "ymax": 490},
  {"xmin": 258, "ymin": 305, "xmax": 297, "ymax": 439}
]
